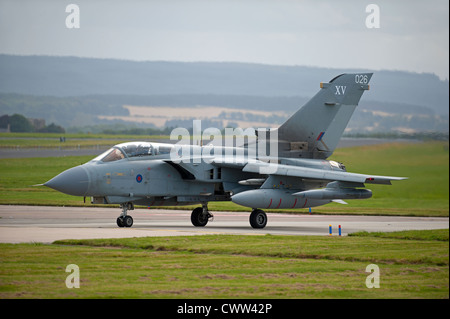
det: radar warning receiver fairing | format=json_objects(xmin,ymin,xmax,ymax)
[{"xmin": 44, "ymin": 73, "xmax": 406, "ymax": 228}]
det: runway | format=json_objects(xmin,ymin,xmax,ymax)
[{"xmin": 0, "ymin": 205, "xmax": 448, "ymax": 243}]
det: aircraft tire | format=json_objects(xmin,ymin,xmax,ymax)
[
  {"xmin": 123, "ymin": 215, "xmax": 133, "ymax": 227},
  {"xmin": 191, "ymin": 207, "xmax": 208, "ymax": 227},
  {"xmin": 117, "ymin": 217, "xmax": 125, "ymax": 227},
  {"xmin": 250, "ymin": 209, "xmax": 267, "ymax": 229}
]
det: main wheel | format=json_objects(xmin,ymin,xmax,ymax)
[
  {"xmin": 117, "ymin": 217, "xmax": 124, "ymax": 227},
  {"xmin": 123, "ymin": 215, "xmax": 133, "ymax": 227},
  {"xmin": 249, "ymin": 209, "xmax": 267, "ymax": 229},
  {"xmin": 191, "ymin": 207, "xmax": 208, "ymax": 227}
]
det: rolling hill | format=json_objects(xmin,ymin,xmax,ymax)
[{"xmin": 0, "ymin": 54, "xmax": 448, "ymax": 133}]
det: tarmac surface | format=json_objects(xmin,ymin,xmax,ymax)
[{"xmin": 0, "ymin": 205, "xmax": 448, "ymax": 243}]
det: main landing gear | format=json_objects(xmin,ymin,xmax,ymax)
[
  {"xmin": 117, "ymin": 202, "xmax": 134, "ymax": 227},
  {"xmin": 190, "ymin": 204, "xmax": 268, "ymax": 229},
  {"xmin": 191, "ymin": 203, "xmax": 214, "ymax": 227}
]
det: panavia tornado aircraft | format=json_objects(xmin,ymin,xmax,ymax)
[{"xmin": 44, "ymin": 73, "xmax": 406, "ymax": 228}]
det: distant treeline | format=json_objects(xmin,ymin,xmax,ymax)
[
  {"xmin": 0, "ymin": 93, "xmax": 128, "ymax": 128},
  {"xmin": 0, "ymin": 114, "xmax": 65, "ymax": 133}
]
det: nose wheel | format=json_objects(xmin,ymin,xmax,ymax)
[{"xmin": 117, "ymin": 202, "xmax": 134, "ymax": 227}]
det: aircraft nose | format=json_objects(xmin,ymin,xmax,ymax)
[{"xmin": 45, "ymin": 165, "xmax": 90, "ymax": 196}]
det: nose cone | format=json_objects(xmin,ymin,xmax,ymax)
[{"xmin": 45, "ymin": 166, "xmax": 90, "ymax": 196}]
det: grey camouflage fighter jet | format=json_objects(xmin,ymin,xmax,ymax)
[{"xmin": 44, "ymin": 73, "xmax": 406, "ymax": 228}]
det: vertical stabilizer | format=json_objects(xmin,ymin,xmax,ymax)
[{"xmin": 277, "ymin": 73, "xmax": 372, "ymax": 159}]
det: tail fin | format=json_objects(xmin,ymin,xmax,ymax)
[{"xmin": 277, "ymin": 73, "xmax": 372, "ymax": 159}]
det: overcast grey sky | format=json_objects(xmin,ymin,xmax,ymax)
[{"xmin": 1, "ymin": 0, "xmax": 448, "ymax": 80}]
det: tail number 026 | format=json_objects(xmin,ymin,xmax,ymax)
[{"xmin": 355, "ymin": 74, "xmax": 369, "ymax": 84}]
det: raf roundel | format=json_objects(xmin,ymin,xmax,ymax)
[{"xmin": 136, "ymin": 174, "xmax": 143, "ymax": 183}]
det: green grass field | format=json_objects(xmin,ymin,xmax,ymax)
[
  {"xmin": 0, "ymin": 141, "xmax": 448, "ymax": 216},
  {"xmin": 0, "ymin": 230, "xmax": 448, "ymax": 299}
]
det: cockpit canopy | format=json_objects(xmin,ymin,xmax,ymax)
[{"xmin": 92, "ymin": 142, "xmax": 174, "ymax": 163}]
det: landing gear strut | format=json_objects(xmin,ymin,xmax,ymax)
[
  {"xmin": 117, "ymin": 202, "xmax": 134, "ymax": 227},
  {"xmin": 191, "ymin": 203, "xmax": 213, "ymax": 227},
  {"xmin": 249, "ymin": 209, "xmax": 267, "ymax": 229}
]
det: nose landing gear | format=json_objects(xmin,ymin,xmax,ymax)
[{"xmin": 117, "ymin": 202, "xmax": 134, "ymax": 227}]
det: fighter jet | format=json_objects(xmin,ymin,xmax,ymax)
[{"xmin": 44, "ymin": 73, "xmax": 406, "ymax": 228}]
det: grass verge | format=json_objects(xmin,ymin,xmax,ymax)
[{"xmin": 0, "ymin": 230, "xmax": 448, "ymax": 299}]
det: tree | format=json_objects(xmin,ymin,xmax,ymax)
[{"xmin": 9, "ymin": 114, "xmax": 34, "ymax": 132}]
